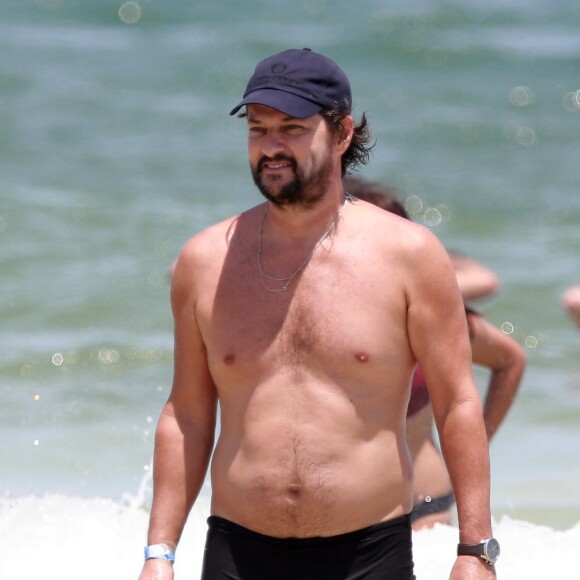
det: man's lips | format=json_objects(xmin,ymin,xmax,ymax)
[
  {"xmin": 259, "ymin": 157, "xmax": 295, "ymax": 172},
  {"xmin": 265, "ymin": 161, "xmax": 291, "ymax": 169}
]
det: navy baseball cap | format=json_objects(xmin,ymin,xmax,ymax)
[{"xmin": 230, "ymin": 48, "xmax": 352, "ymax": 118}]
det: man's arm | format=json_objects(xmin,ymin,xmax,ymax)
[
  {"xmin": 406, "ymin": 230, "xmax": 496, "ymax": 579},
  {"xmin": 139, "ymin": 251, "xmax": 218, "ymax": 580}
]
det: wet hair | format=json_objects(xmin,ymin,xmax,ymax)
[
  {"xmin": 320, "ymin": 103, "xmax": 374, "ymax": 176},
  {"xmin": 342, "ymin": 176, "xmax": 409, "ymax": 219}
]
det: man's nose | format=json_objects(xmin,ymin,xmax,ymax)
[{"xmin": 261, "ymin": 131, "xmax": 285, "ymax": 157}]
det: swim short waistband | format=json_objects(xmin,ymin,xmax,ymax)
[
  {"xmin": 202, "ymin": 513, "xmax": 416, "ymax": 579},
  {"xmin": 206, "ymin": 513, "xmax": 412, "ymax": 547}
]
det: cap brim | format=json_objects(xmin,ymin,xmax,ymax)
[{"xmin": 229, "ymin": 88, "xmax": 322, "ymax": 118}]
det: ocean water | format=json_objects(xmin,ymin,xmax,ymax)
[{"xmin": 1, "ymin": 0, "xmax": 579, "ymax": 578}]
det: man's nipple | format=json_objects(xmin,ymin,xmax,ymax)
[
  {"xmin": 223, "ymin": 353, "xmax": 236, "ymax": 366},
  {"xmin": 355, "ymin": 352, "xmax": 369, "ymax": 363}
]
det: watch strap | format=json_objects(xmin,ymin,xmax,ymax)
[
  {"xmin": 457, "ymin": 542, "xmax": 484, "ymax": 557},
  {"xmin": 457, "ymin": 537, "xmax": 499, "ymax": 565}
]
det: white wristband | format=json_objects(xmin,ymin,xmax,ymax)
[{"xmin": 144, "ymin": 543, "xmax": 175, "ymax": 563}]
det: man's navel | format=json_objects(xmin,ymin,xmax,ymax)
[{"xmin": 286, "ymin": 482, "xmax": 303, "ymax": 498}]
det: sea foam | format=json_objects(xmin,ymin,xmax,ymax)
[{"xmin": 1, "ymin": 494, "xmax": 577, "ymax": 579}]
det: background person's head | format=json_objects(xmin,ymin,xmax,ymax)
[{"xmin": 343, "ymin": 176, "xmax": 409, "ymax": 219}]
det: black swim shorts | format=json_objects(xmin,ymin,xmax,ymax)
[{"xmin": 200, "ymin": 514, "xmax": 416, "ymax": 580}]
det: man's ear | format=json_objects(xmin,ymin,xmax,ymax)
[{"xmin": 337, "ymin": 115, "xmax": 354, "ymax": 154}]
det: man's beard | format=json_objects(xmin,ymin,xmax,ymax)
[{"xmin": 250, "ymin": 153, "xmax": 334, "ymax": 209}]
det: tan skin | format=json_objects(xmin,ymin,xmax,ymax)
[
  {"xmin": 139, "ymin": 105, "xmax": 495, "ymax": 579},
  {"xmin": 562, "ymin": 285, "xmax": 580, "ymax": 328},
  {"xmin": 407, "ymin": 311, "xmax": 526, "ymax": 530}
]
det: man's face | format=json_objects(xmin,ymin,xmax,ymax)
[{"xmin": 246, "ymin": 104, "xmax": 339, "ymax": 208}]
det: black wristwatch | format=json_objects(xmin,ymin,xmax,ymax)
[{"xmin": 457, "ymin": 537, "xmax": 500, "ymax": 565}]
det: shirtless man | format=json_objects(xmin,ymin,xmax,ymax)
[{"xmin": 139, "ymin": 48, "xmax": 498, "ymax": 579}]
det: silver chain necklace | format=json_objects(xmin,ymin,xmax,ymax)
[{"xmin": 257, "ymin": 194, "xmax": 353, "ymax": 293}]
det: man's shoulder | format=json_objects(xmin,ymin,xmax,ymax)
[
  {"xmin": 357, "ymin": 201, "xmax": 440, "ymax": 253},
  {"xmin": 177, "ymin": 205, "xmax": 261, "ymax": 266}
]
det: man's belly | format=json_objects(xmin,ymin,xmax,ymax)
[{"xmin": 209, "ymin": 428, "xmax": 413, "ymax": 538}]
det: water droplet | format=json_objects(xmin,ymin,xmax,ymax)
[
  {"xmin": 525, "ymin": 336, "xmax": 538, "ymax": 349},
  {"xmin": 404, "ymin": 195, "xmax": 423, "ymax": 215},
  {"xmin": 562, "ymin": 90, "xmax": 580, "ymax": 112},
  {"xmin": 19, "ymin": 365, "xmax": 32, "ymax": 377},
  {"xmin": 119, "ymin": 1, "xmax": 142, "ymax": 24},
  {"xmin": 501, "ymin": 322, "xmax": 514, "ymax": 335},
  {"xmin": 52, "ymin": 353, "xmax": 64, "ymax": 366},
  {"xmin": 98, "ymin": 349, "xmax": 120, "ymax": 364},
  {"xmin": 436, "ymin": 205, "xmax": 451, "ymax": 223},
  {"xmin": 423, "ymin": 207, "xmax": 442, "ymax": 227},
  {"xmin": 508, "ymin": 86, "xmax": 535, "ymax": 107},
  {"xmin": 516, "ymin": 126, "xmax": 537, "ymax": 147}
]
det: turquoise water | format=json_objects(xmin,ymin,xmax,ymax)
[{"xmin": 1, "ymin": 1, "xmax": 579, "ymax": 577}]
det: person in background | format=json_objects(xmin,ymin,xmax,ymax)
[
  {"xmin": 345, "ymin": 176, "xmax": 526, "ymax": 530},
  {"xmin": 406, "ymin": 309, "xmax": 526, "ymax": 530},
  {"xmin": 450, "ymin": 253, "xmax": 500, "ymax": 304},
  {"xmin": 561, "ymin": 285, "xmax": 580, "ymax": 328},
  {"xmin": 141, "ymin": 49, "xmax": 497, "ymax": 580}
]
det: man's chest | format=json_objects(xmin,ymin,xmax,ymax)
[{"xmin": 197, "ymin": 270, "xmax": 411, "ymax": 383}]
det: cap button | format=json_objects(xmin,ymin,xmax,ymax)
[{"xmin": 302, "ymin": 48, "xmax": 312, "ymax": 51}]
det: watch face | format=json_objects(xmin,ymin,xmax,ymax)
[{"xmin": 485, "ymin": 538, "xmax": 500, "ymax": 563}]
